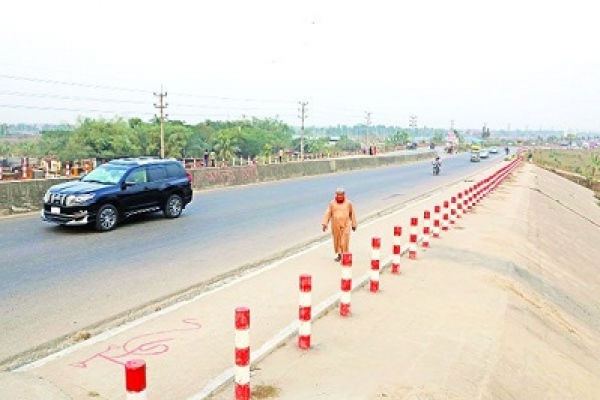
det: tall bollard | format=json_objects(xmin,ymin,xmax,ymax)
[
  {"xmin": 235, "ymin": 307, "xmax": 251, "ymax": 400},
  {"xmin": 65, "ymin": 161, "xmax": 71, "ymax": 177},
  {"xmin": 450, "ymin": 197, "xmax": 457, "ymax": 224},
  {"xmin": 340, "ymin": 253, "xmax": 352, "ymax": 316},
  {"xmin": 370, "ymin": 237, "xmax": 381, "ymax": 292},
  {"xmin": 467, "ymin": 188, "xmax": 473, "ymax": 211},
  {"xmin": 457, "ymin": 192, "xmax": 463, "ymax": 216},
  {"xmin": 433, "ymin": 205, "xmax": 441, "ymax": 238},
  {"xmin": 442, "ymin": 201, "xmax": 450, "ymax": 231},
  {"xmin": 422, "ymin": 210, "xmax": 431, "ymax": 248},
  {"xmin": 409, "ymin": 217, "xmax": 418, "ymax": 259},
  {"xmin": 391, "ymin": 227, "xmax": 401, "ymax": 274},
  {"xmin": 298, "ymin": 274, "xmax": 312, "ymax": 350},
  {"xmin": 125, "ymin": 359, "xmax": 147, "ymax": 400},
  {"xmin": 462, "ymin": 190, "xmax": 469, "ymax": 214}
]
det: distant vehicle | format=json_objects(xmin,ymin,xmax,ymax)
[
  {"xmin": 470, "ymin": 145, "xmax": 481, "ymax": 162},
  {"xmin": 41, "ymin": 157, "xmax": 193, "ymax": 232},
  {"xmin": 432, "ymin": 161, "xmax": 441, "ymax": 175},
  {"xmin": 489, "ymin": 146, "xmax": 499, "ymax": 154},
  {"xmin": 406, "ymin": 142, "xmax": 418, "ymax": 150},
  {"xmin": 480, "ymin": 149, "xmax": 490, "ymax": 159}
]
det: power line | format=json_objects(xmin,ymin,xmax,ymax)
[
  {"xmin": 0, "ymin": 73, "xmax": 152, "ymax": 94},
  {"xmin": 0, "ymin": 90, "xmax": 149, "ymax": 105},
  {"xmin": 169, "ymin": 91, "xmax": 298, "ymax": 105},
  {"xmin": 0, "ymin": 103, "xmax": 153, "ymax": 116}
]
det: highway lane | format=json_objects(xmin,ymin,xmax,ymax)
[{"xmin": 0, "ymin": 151, "xmax": 504, "ymax": 366}]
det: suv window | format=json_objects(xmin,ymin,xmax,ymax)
[
  {"xmin": 127, "ymin": 167, "xmax": 148, "ymax": 184},
  {"xmin": 165, "ymin": 162, "xmax": 185, "ymax": 178},
  {"xmin": 147, "ymin": 165, "xmax": 167, "ymax": 182}
]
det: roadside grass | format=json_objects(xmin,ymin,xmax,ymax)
[{"xmin": 532, "ymin": 149, "xmax": 600, "ymax": 205}]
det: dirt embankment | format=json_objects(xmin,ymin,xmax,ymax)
[{"xmin": 213, "ymin": 162, "xmax": 600, "ymax": 399}]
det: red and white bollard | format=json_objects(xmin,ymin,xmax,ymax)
[
  {"xmin": 450, "ymin": 196, "xmax": 457, "ymax": 224},
  {"xmin": 340, "ymin": 253, "xmax": 352, "ymax": 316},
  {"xmin": 442, "ymin": 201, "xmax": 450, "ymax": 231},
  {"xmin": 432, "ymin": 205, "xmax": 441, "ymax": 238},
  {"xmin": 422, "ymin": 210, "xmax": 431, "ymax": 248},
  {"xmin": 370, "ymin": 237, "xmax": 381, "ymax": 292},
  {"xmin": 409, "ymin": 217, "xmax": 418, "ymax": 259},
  {"xmin": 462, "ymin": 190, "xmax": 469, "ymax": 214},
  {"xmin": 65, "ymin": 161, "xmax": 71, "ymax": 177},
  {"xmin": 125, "ymin": 359, "xmax": 147, "ymax": 400},
  {"xmin": 391, "ymin": 227, "xmax": 401, "ymax": 274},
  {"xmin": 235, "ymin": 307, "xmax": 251, "ymax": 400},
  {"xmin": 456, "ymin": 193, "xmax": 463, "ymax": 216},
  {"xmin": 298, "ymin": 274, "xmax": 312, "ymax": 350},
  {"xmin": 467, "ymin": 186, "xmax": 475, "ymax": 211}
]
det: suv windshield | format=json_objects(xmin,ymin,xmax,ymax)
[{"xmin": 81, "ymin": 164, "xmax": 129, "ymax": 185}]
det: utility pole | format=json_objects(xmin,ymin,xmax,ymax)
[
  {"xmin": 298, "ymin": 101, "xmax": 308, "ymax": 161},
  {"xmin": 409, "ymin": 115, "xmax": 417, "ymax": 141},
  {"xmin": 365, "ymin": 111, "xmax": 371, "ymax": 151},
  {"xmin": 154, "ymin": 87, "xmax": 168, "ymax": 158}
]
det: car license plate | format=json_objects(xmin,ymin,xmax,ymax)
[{"xmin": 51, "ymin": 206, "xmax": 60, "ymax": 214}]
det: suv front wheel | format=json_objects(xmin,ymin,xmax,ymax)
[
  {"xmin": 95, "ymin": 204, "xmax": 119, "ymax": 231},
  {"xmin": 164, "ymin": 194, "xmax": 183, "ymax": 218}
]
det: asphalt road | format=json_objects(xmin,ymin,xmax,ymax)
[{"xmin": 0, "ymin": 151, "xmax": 504, "ymax": 367}]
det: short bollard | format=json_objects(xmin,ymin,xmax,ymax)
[
  {"xmin": 125, "ymin": 359, "xmax": 147, "ymax": 400},
  {"xmin": 235, "ymin": 307, "xmax": 251, "ymax": 400},
  {"xmin": 340, "ymin": 253, "xmax": 352, "ymax": 316},
  {"xmin": 422, "ymin": 210, "xmax": 431, "ymax": 248},
  {"xmin": 298, "ymin": 274, "xmax": 312, "ymax": 350},
  {"xmin": 391, "ymin": 226, "xmax": 401, "ymax": 274},
  {"xmin": 409, "ymin": 217, "xmax": 418, "ymax": 259},
  {"xmin": 21, "ymin": 157, "xmax": 28, "ymax": 179},
  {"xmin": 370, "ymin": 237, "xmax": 381, "ymax": 292}
]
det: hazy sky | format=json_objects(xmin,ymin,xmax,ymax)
[{"xmin": 1, "ymin": 0, "xmax": 599, "ymax": 131}]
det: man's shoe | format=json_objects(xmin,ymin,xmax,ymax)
[{"xmin": 334, "ymin": 254, "xmax": 341, "ymax": 262}]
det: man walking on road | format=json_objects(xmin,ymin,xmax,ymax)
[{"xmin": 322, "ymin": 187, "xmax": 358, "ymax": 262}]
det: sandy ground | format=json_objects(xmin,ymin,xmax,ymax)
[{"xmin": 211, "ymin": 162, "xmax": 600, "ymax": 399}]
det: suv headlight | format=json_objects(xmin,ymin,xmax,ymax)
[
  {"xmin": 65, "ymin": 193, "xmax": 95, "ymax": 206},
  {"xmin": 44, "ymin": 191, "xmax": 52, "ymax": 203}
]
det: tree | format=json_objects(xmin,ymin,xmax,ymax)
[
  {"xmin": 213, "ymin": 127, "xmax": 240, "ymax": 162},
  {"xmin": 482, "ymin": 125, "xmax": 491, "ymax": 141},
  {"xmin": 335, "ymin": 134, "xmax": 361, "ymax": 152},
  {"xmin": 432, "ymin": 131, "xmax": 444, "ymax": 143},
  {"xmin": 386, "ymin": 130, "xmax": 410, "ymax": 146}
]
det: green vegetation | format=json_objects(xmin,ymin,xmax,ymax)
[
  {"xmin": 1, "ymin": 117, "xmax": 297, "ymax": 161},
  {"xmin": 532, "ymin": 149, "xmax": 600, "ymax": 202}
]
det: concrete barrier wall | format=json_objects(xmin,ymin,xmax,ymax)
[{"xmin": 0, "ymin": 151, "xmax": 434, "ymax": 216}]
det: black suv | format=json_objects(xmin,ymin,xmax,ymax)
[{"xmin": 41, "ymin": 158, "xmax": 193, "ymax": 231}]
